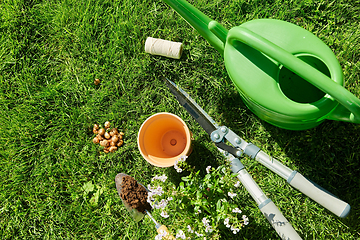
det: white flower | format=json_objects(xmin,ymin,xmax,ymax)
[
  {"xmin": 232, "ymin": 207, "xmax": 242, "ymax": 214},
  {"xmin": 187, "ymin": 225, "xmax": 194, "ymax": 233},
  {"xmin": 205, "ymin": 226, "xmax": 213, "ymax": 233},
  {"xmin": 174, "ymin": 161, "xmax": 183, "ymax": 173},
  {"xmin": 148, "ymin": 185, "xmax": 164, "ymax": 197},
  {"xmin": 148, "ymin": 184, "xmax": 156, "ymax": 192},
  {"xmin": 202, "ymin": 218, "xmax": 213, "ymax": 233},
  {"xmin": 175, "ymin": 230, "xmax": 186, "ymax": 239},
  {"xmin": 202, "ymin": 217, "xmax": 210, "ymax": 226},
  {"xmin": 224, "ymin": 218, "xmax": 231, "ymax": 228},
  {"xmin": 178, "ymin": 155, "xmax": 188, "ymax": 162},
  {"xmin": 228, "ymin": 192, "xmax": 237, "ymax": 199},
  {"xmin": 230, "ymin": 225, "xmax": 240, "ymax": 234},
  {"xmin": 155, "ymin": 229, "xmax": 167, "ymax": 239},
  {"xmin": 206, "ymin": 166, "xmax": 211, "ymax": 174},
  {"xmin": 234, "ymin": 181, "xmax": 241, "ymax": 187},
  {"xmin": 195, "ymin": 231, "xmax": 203, "ymax": 237},
  {"xmin": 155, "ymin": 199, "xmax": 168, "ymax": 209},
  {"xmin": 147, "ymin": 192, "xmax": 155, "ymax": 203},
  {"xmin": 152, "ymin": 174, "xmax": 168, "ymax": 182},
  {"xmin": 160, "ymin": 211, "xmax": 169, "ymax": 218},
  {"xmin": 156, "ymin": 186, "xmax": 164, "ymax": 196},
  {"xmin": 147, "ymin": 185, "xmax": 164, "ymax": 196},
  {"xmin": 242, "ymin": 215, "xmax": 249, "ymax": 225}
]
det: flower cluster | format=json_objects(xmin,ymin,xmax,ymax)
[
  {"xmin": 202, "ymin": 217, "xmax": 213, "ymax": 233},
  {"xmin": 223, "ymin": 208, "xmax": 249, "ymax": 235},
  {"xmin": 175, "ymin": 230, "xmax": 186, "ymax": 239},
  {"xmin": 154, "ymin": 229, "xmax": 168, "ymax": 240},
  {"xmin": 228, "ymin": 192, "xmax": 237, "ymax": 199},
  {"xmin": 152, "ymin": 174, "xmax": 168, "ymax": 182},
  {"xmin": 173, "ymin": 155, "xmax": 188, "ymax": 173},
  {"xmin": 148, "ymin": 156, "xmax": 249, "ymax": 239}
]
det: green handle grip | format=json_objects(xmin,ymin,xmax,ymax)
[
  {"xmin": 288, "ymin": 171, "xmax": 350, "ymax": 218},
  {"xmin": 226, "ymin": 26, "xmax": 360, "ymax": 123}
]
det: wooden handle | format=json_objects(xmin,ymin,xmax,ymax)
[{"xmin": 157, "ymin": 225, "xmax": 175, "ymax": 240}]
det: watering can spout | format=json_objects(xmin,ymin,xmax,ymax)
[{"xmin": 162, "ymin": 0, "xmax": 228, "ymax": 54}]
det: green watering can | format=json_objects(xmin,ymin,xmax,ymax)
[{"xmin": 162, "ymin": 0, "xmax": 360, "ymax": 130}]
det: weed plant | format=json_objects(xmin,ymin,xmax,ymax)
[{"xmin": 1, "ymin": 0, "xmax": 360, "ymax": 239}]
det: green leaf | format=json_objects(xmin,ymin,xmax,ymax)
[
  {"xmin": 216, "ymin": 199, "xmax": 222, "ymax": 211},
  {"xmin": 90, "ymin": 186, "xmax": 104, "ymax": 207},
  {"xmin": 196, "ymin": 190, "xmax": 202, "ymax": 199},
  {"xmin": 181, "ymin": 176, "xmax": 190, "ymax": 182},
  {"xmin": 82, "ymin": 181, "xmax": 94, "ymax": 195}
]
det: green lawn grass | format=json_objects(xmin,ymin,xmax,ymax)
[{"xmin": 1, "ymin": 0, "xmax": 359, "ymax": 239}]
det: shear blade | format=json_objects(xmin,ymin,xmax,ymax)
[{"xmin": 164, "ymin": 77, "xmax": 240, "ymax": 157}]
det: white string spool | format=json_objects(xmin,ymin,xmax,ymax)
[{"xmin": 145, "ymin": 37, "xmax": 183, "ymax": 59}]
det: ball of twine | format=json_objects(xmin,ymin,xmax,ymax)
[{"xmin": 145, "ymin": 37, "xmax": 183, "ymax": 59}]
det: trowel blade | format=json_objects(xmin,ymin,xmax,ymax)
[{"xmin": 115, "ymin": 173, "xmax": 145, "ymax": 222}]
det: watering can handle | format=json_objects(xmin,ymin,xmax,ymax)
[{"xmin": 226, "ymin": 26, "xmax": 360, "ymax": 123}]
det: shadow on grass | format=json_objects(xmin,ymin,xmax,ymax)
[
  {"xmin": 165, "ymin": 139, "xmax": 220, "ymax": 186},
  {"xmin": 264, "ymin": 120, "xmax": 360, "ymax": 235},
  {"xmin": 217, "ymin": 89, "xmax": 360, "ymax": 236}
]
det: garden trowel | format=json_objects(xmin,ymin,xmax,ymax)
[{"xmin": 115, "ymin": 173, "xmax": 175, "ymax": 239}]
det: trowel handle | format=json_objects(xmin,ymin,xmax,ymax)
[{"xmin": 157, "ymin": 225, "xmax": 175, "ymax": 240}]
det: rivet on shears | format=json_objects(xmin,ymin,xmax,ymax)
[
  {"xmin": 220, "ymin": 126, "xmax": 228, "ymax": 133},
  {"xmin": 234, "ymin": 137, "xmax": 241, "ymax": 144}
]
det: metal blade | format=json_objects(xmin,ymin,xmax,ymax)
[
  {"xmin": 165, "ymin": 77, "xmax": 218, "ymax": 134},
  {"xmin": 165, "ymin": 78, "xmax": 240, "ymax": 157},
  {"xmin": 115, "ymin": 173, "xmax": 145, "ymax": 222}
]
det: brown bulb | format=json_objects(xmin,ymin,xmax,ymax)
[
  {"xmin": 104, "ymin": 132, "xmax": 111, "ymax": 139},
  {"xmin": 98, "ymin": 128, "xmax": 105, "ymax": 136},
  {"xmin": 93, "ymin": 137, "xmax": 99, "ymax": 144},
  {"xmin": 100, "ymin": 140, "xmax": 109, "ymax": 147},
  {"xmin": 96, "ymin": 134, "xmax": 104, "ymax": 141},
  {"xmin": 117, "ymin": 140, "xmax": 124, "ymax": 147},
  {"xmin": 109, "ymin": 146, "xmax": 117, "ymax": 152},
  {"xmin": 111, "ymin": 135, "xmax": 119, "ymax": 143}
]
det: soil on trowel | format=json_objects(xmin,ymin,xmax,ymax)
[{"xmin": 120, "ymin": 175, "xmax": 151, "ymax": 213}]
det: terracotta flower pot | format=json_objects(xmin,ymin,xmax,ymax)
[{"xmin": 138, "ymin": 112, "xmax": 192, "ymax": 167}]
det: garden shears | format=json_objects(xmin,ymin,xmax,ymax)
[{"xmin": 165, "ymin": 77, "xmax": 350, "ymax": 240}]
